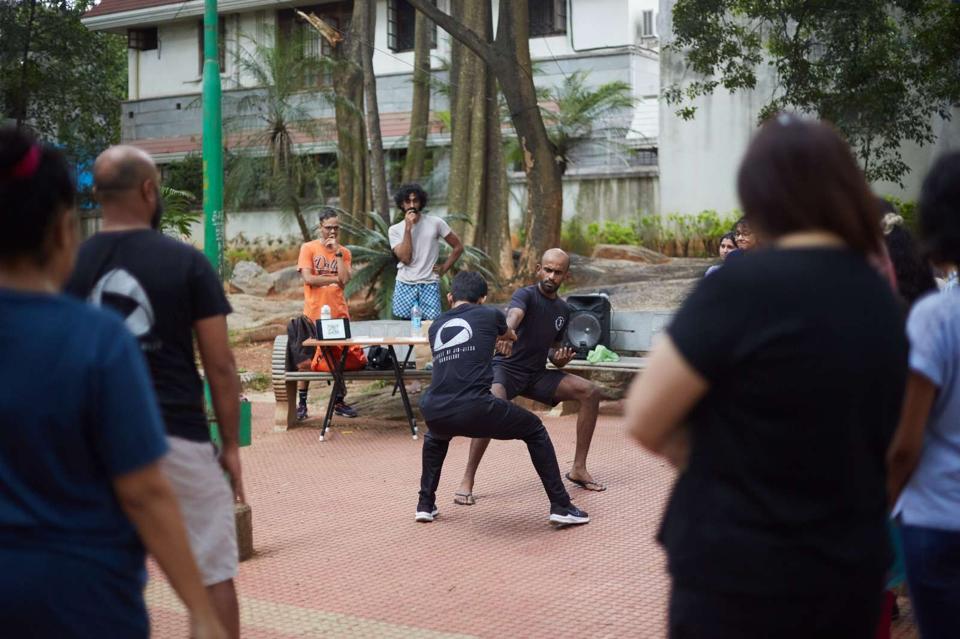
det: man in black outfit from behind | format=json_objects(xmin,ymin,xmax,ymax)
[{"xmin": 416, "ymin": 271, "xmax": 589, "ymax": 527}]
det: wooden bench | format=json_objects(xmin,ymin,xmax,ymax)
[
  {"xmin": 549, "ymin": 356, "xmax": 649, "ymax": 373},
  {"xmin": 271, "ymin": 334, "xmax": 432, "ymax": 431}
]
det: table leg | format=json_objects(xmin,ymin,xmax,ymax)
[
  {"xmin": 319, "ymin": 347, "xmax": 349, "ymax": 442},
  {"xmin": 388, "ymin": 345, "xmax": 418, "ymax": 439},
  {"xmin": 391, "ymin": 346, "xmax": 414, "ymax": 397}
]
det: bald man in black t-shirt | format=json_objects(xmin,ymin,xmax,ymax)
[{"xmin": 453, "ymin": 249, "xmax": 605, "ymax": 507}]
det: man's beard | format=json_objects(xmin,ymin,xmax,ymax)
[{"xmin": 150, "ymin": 198, "xmax": 164, "ymax": 231}]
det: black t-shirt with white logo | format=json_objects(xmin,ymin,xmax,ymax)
[
  {"xmin": 419, "ymin": 304, "xmax": 507, "ymax": 420},
  {"xmin": 65, "ymin": 230, "xmax": 232, "ymax": 442},
  {"xmin": 493, "ymin": 284, "xmax": 569, "ymax": 373}
]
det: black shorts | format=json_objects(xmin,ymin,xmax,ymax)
[{"xmin": 492, "ymin": 362, "xmax": 566, "ymax": 406}]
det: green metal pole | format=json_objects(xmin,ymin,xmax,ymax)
[{"xmin": 202, "ymin": 0, "xmax": 224, "ymax": 278}]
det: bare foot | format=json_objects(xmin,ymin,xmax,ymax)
[{"xmin": 565, "ymin": 471, "xmax": 606, "ymax": 492}]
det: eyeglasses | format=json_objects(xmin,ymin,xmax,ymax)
[{"xmin": 321, "ymin": 225, "xmax": 340, "ymax": 233}]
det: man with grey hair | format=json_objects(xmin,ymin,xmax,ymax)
[{"xmin": 66, "ymin": 145, "xmax": 243, "ymax": 639}]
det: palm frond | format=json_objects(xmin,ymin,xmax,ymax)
[
  {"xmin": 159, "ymin": 185, "xmax": 201, "ymax": 237},
  {"xmin": 347, "ymin": 246, "xmax": 394, "ymax": 263},
  {"xmin": 534, "ymin": 70, "xmax": 636, "ymax": 171},
  {"xmin": 344, "ymin": 260, "xmax": 389, "ymax": 299}
]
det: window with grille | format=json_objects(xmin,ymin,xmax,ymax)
[
  {"xmin": 197, "ymin": 18, "xmax": 226, "ymax": 75},
  {"xmin": 387, "ymin": 0, "xmax": 437, "ymax": 53},
  {"xmin": 277, "ymin": 4, "xmax": 350, "ymax": 88},
  {"xmin": 128, "ymin": 27, "xmax": 158, "ymax": 51},
  {"xmin": 529, "ymin": 0, "xmax": 566, "ymax": 37},
  {"xmin": 642, "ymin": 10, "xmax": 654, "ymax": 37}
]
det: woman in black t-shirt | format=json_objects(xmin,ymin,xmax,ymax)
[{"xmin": 625, "ymin": 115, "xmax": 908, "ymax": 639}]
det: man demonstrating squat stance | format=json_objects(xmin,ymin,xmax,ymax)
[
  {"xmin": 416, "ymin": 272, "xmax": 589, "ymax": 527},
  {"xmin": 454, "ymin": 248, "xmax": 605, "ymax": 506}
]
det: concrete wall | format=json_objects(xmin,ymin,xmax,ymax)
[
  {"xmin": 507, "ymin": 168, "xmax": 658, "ymax": 228},
  {"xmin": 180, "ymin": 166, "xmax": 658, "ymax": 245},
  {"xmin": 658, "ymin": 0, "xmax": 960, "ymax": 216}
]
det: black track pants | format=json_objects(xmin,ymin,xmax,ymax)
[{"xmin": 418, "ymin": 397, "xmax": 571, "ymax": 510}]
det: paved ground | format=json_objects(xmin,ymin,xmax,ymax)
[{"xmin": 146, "ymin": 400, "xmax": 918, "ymax": 638}]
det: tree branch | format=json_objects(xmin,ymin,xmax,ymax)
[{"xmin": 405, "ymin": 0, "xmax": 498, "ymax": 67}]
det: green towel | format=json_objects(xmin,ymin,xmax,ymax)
[{"xmin": 586, "ymin": 345, "xmax": 620, "ymax": 363}]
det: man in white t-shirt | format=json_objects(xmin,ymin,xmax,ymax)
[{"xmin": 388, "ymin": 184, "xmax": 463, "ymax": 320}]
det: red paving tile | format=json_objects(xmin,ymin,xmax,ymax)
[{"xmin": 146, "ymin": 401, "xmax": 918, "ymax": 638}]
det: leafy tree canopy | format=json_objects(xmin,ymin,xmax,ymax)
[
  {"xmin": 664, "ymin": 0, "xmax": 960, "ymax": 184},
  {"xmin": 0, "ymin": 0, "xmax": 127, "ymax": 162}
]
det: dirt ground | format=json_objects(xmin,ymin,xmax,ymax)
[{"xmin": 234, "ymin": 341, "xmax": 275, "ymax": 378}]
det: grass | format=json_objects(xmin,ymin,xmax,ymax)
[{"xmin": 242, "ymin": 373, "xmax": 272, "ymax": 393}]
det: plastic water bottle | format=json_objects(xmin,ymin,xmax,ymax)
[
  {"xmin": 411, "ymin": 303, "xmax": 422, "ymax": 332},
  {"xmin": 320, "ymin": 304, "xmax": 331, "ymax": 321}
]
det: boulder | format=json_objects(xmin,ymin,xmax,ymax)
[
  {"xmin": 268, "ymin": 266, "xmax": 301, "ymax": 295},
  {"xmin": 567, "ymin": 254, "xmax": 711, "ymax": 290},
  {"xmin": 230, "ymin": 261, "xmax": 272, "ymax": 296},
  {"xmin": 592, "ymin": 244, "xmax": 670, "ymax": 264}
]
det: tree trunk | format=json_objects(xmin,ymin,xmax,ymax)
[
  {"xmin": 494, "ymin": 0, "xmax": 562, "ymax": 279},
  {"xmin": 446, "ymin": 1, "xmax": 481, "ymax": 238},
  {"xmin": 359, "ymin": 0, "xmax": 390, "ymax": 223},
  {"xmin": 405, "ymin": 0, "xmax": 564, "ymax": 281},
  {"xmin": 428, "ymin": 0, "xmax": 513, "ymax": 280},
  {"xmin": 290, "ymin": 193, "xmax": 312, "ymax": 243},
  {"xmin": 481, "ymin": 75, "xmax": 515, "ymax": 280},
  {"xmin": 332, "ymin": 6, "xmax": 370, "ymax": 218},
  {"xmin": 402, "ymin": 8, "xmax": 432, "ymax": 184},
  {"xmin": 16, "ymin": 0, "xmax": 38, "ymax": 127}
]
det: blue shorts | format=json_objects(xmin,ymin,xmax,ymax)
[{"xmin": 393, "ymin": 281, "xmax": 442, "ymax": 320}]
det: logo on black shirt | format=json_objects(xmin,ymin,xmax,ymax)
[
  {"xmin": 88, "ymin": 268, "xmax": 161, "ymax": 351},
  {"xmin": 555, "ymin": 316, "xmax": 565, "ymax": 332},
  {"xmin": 433, "ymin": 318, "xmax": 473, "ymax": 351}
]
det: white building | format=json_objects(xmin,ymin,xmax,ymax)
[
  {"xmin": 83, "ymin": 0, "xmax": 663, "ymax": 239},
  {"xmin": 657, "ymin": 0, "xmax": 960, "ymax": 218}
]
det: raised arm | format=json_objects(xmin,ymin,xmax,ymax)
[
  {"xmin": 195, "ymin": 314, "xmax": 245, "ymax": 504},
  {"xmin": 114, "ymin": 464, "xmax": 225, "ymax": 639},
  {"xmin": 494, "ymin": 307, "xmax": 526, "ymax": 357},
  {"xmin": 392, "ymin": 212, "xmax": 417, "ymax": 265},
  {"xmin": 297, "ymin": 241, "xmax": 345, "ymax": 288},
  {"xmin": 625, "ymin": 335, "xmax": 709, "ymax": 469}
]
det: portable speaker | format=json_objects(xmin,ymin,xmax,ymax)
[{"xmin": 562, "ymin": 294, "xmax": 612, "ymax": 359}]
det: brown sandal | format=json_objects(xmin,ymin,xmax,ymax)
[{"xmin": 565, "ymin": 473, "xmax": 607, "ymax": 492}]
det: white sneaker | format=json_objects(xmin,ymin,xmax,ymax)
[
  {"xmin": 415, "ymin": 507, "xmax": 439, "ymax": 523},
  {"xmin": 549, "ymin": 504, "xmax": 590, "ymax": 526}
]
